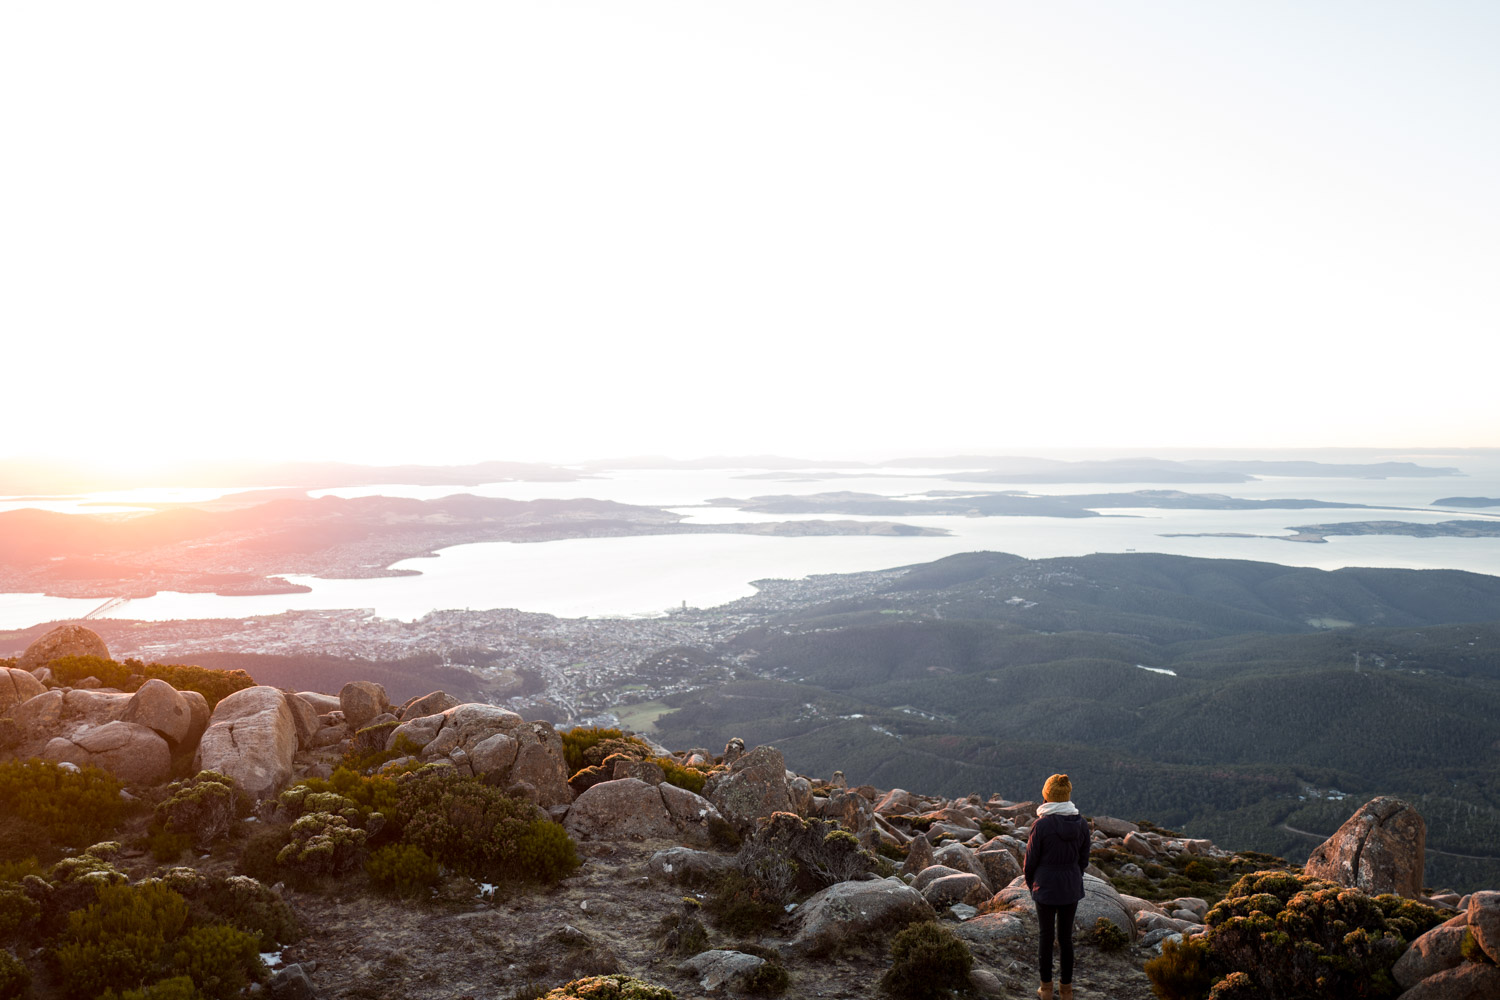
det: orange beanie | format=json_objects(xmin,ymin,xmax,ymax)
[{"xmin": 1043, "ymin": 773, "xmax": 1073, "ymax": 803}]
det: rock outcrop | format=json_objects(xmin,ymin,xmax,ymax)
[
  {"xmin": 119, "ymin": 678, "xmax": 194, "ymax": 746},
  {"xmin": 995, "ymin": 873, "xmax": 1138, "ymax": 940},
  {"xmin": 787, "ymin": 877, "xmax": 934, "ymax": 955},
  {"xmin": 704, "ymin": 744, "xmax": 791, "ymax": 831},
  {"xmin": 42, "ymin": 720, "xmax": 171, "ymax": 785},
  {"xmin": 1304, "ymin": 795, "xmax": 1426, "ymax": 897},
  {"xmin": 17, "ymin": 624, "xmax": 110, "ymax": 672},
  {"xmin": 0, "ymin": 666, "xmax": 46, "ymax": 714},
  {"xmin": 338, "ymin": 681, "xmax": 390, "ymax": 732},
  {"xmin": 194, "ymin": 686, "xmax": 299, "ymax": 799},
  {"xmin": 385, "ymin": 703, "xmax": 571, "ymax": 808}
]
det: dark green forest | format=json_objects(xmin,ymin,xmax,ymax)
[{"xmin": 652, "ymin": 552, "xmax": 1500, "ymax": 891}]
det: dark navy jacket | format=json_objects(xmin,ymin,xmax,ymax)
[{"xmin": 1024, "ymin": 812, "xmax": 1091, "ymax": 906}]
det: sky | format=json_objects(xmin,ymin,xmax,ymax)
[{"xmin": 2, "ymin": 1, "xmax": 1497, "ymax": 467}]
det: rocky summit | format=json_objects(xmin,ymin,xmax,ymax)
[{"xmin": 0, "ymin": 623, "xmax": 1495, "ymax": 1000}]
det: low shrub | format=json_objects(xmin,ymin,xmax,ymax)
[
  {"xmin": 742, "ymin": 813, "xmax": 874, "ymax": 893},
  {"xmin": 541, "ymin": 974, "xmax": 677, "ymax": 1000},
  {"xmin": 366, "ymin": 844, "xmax": 441, "ymax": 899},
  {"xmin": 0, "ymin": 760, "xmax": 131, "ymax": 859},
  {"xmin": 170, "ymin": 922, "xmax": 264, "ymax": 1000},
  {"xmin": 51, "ymin": 882, "xmax": 190, "ymax": 1000},
  {"xmin": 655, "ymin": 899, "xmax": 709, "ymax": 957},
  {"xmin": 163, "ymin": 871, "xmax": 300, "ymax": 952},
  {"xmin": 1202, "ymin": 871, "xmax": 1442, "ymax": 999},
  {"xmin": 340, "ymin": 727, "xmax": 414, "ymax": 774},
  {"xmin": 878, "ymin": 921, "xmax": 973, "ymax": 1000},
  {"xmin": 702, "ymin": 870, "xmax": 784, "ymax": 936},
  {"xmin": 740, "ymin": 961, "xmax": 790, "ymax": 996},
  {"xmin": 1144, "ymin": 935, "xmax": 1215, "ymax": 1000},
  {"xmin": 100, "ymin": 975, "xmax": 198, "ymax": 1000},
  {"xmin": 0, "ymin": 951, "xmax": 30, "ymax": 1000},
  {"xmin": 235, "ymin": 827, "xmax": 294, "ymax": 885},
  {"xmin": 0, "ymin": 881, "xmax": 42, "ymax": 942},
  {"xmin": 155, "ymin": 772, "xmax": 240, "ymax": 849},
  {"xmin": 45, "ymin": 657, "xmax": 253, "ymax": 708},
  {"xmin": 561, "ymin": 728, "xmax": 650, "ymax": 775},
  {"xmin": 282, "ymin": 768, "xmax": 398, "ymax": 822},
  {"xmin": 655, "ymin": 757, "xmax": 707, "ymax": 795},
  {"xmin": 1461, "ymin": 928, "xmax": 1493, "ymax": 964},
  {"xmin": 1087, "ymin": 916, "xmax": 1130, "ymax": 952},
  {"xmin": 275, "ymin": 813, "xmax": 367, "ymax": 877},
  {"xmin": 391, "ymin": 771, "xmax": 578, "ymax": 883},
  {"xmin": 1205, "ymin": 972, "xmax": 1267, "ymax": 1000}
]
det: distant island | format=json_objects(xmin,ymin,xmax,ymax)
[
  {"xmin": 0, "ymin": 493, "xmax": 942, "ymax": 599},
  {"xmin": 708, "ymin": 488, "xmax": 1395, "ymax": 518},
  {"xmin": 735, "ymin": 456, "xmax": 1463, "ymax": 484},
  {"xmin": 1434, "ymin": 496, "xmax": 1500, "ymax": 507},
  {"xmin": 1164, "ymin": 519, "xmax": 1500, "ymax": 544}
]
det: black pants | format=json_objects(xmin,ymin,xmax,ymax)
[{"xmin": 1037, "ymin": 901, "xmax": 1078, "ymax": 984}]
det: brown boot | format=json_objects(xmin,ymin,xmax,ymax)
[
  {"xmin": 1038, "ymin": 984, "xmax": 1054, "ymax": 1000},
  {"xmin": 1059, "ymin": 985, "xmax": 1075, "ymax": 1000}
]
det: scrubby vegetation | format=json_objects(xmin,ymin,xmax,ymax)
[
  {"xmin": 365, "ymin": 843, "xmax": 441, "ymax": 898},
  {"xmin": 0, "ymin": 760, "xmax": 134, "ymax": 863},
  {"xmin": 540, "ymin": 975, "xmax": 677, "ymax": 1000},
  {"xmin": 878, "ymin": 921, "xmax": 972, "ymax": 1000},
  {"xmin": 1087, "ymin": 915, "xmax": 1130, "ymax": 952},
  {"xmin": 43, "ymin": 656, "xmax": 254, "ymax": 709},
  {"xmin": 153, "ymin": 772, "xmax": 242, "ymax": 851},
  {"xmin": 562, "ymin": 728, "xmax": 646, "ymax": 774},
  {"xmin": 1145, "ymin": 870, "xmax": 1446, "ymax": 999}
]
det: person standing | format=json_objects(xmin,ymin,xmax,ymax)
[{"xmin": 1024, "ymin": 773, "xmax": 1090, "ymax": 1000}]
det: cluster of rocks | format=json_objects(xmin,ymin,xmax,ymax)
[{"xmin": 1393, "ymin": 891, "xmax": 1500, "ymax": 999}]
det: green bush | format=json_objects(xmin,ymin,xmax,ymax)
[
  {"xmin": 702, "ymin": 870, "xmax": 783, "ymax": 936},
  {"xmin": 275, "ymin": 812, "xmax": 367, "ymax": 877},
  {"xmin": 0, "ymin": 882, "xmax": 42, "ymax": 942},
  {"xmin": 1202, "ymin": 871, "xmax": 1441, "ymax": 999},
  {"xmin": 366, "ymin": 844, "xmax": 441, "ymax": 898},
  {"xmin": 171, "ymin": 922, "xmax": 264, "ymax": 999},
  {"xmin": 391, "ymin": 771, "xmax": 578, "ymax": 883},
  {"xmin": 100, "ymin": 975, "xmax": 198, "ymax": 1000},
  {"xmin": 45, "ymin": 657, "xmax": 254, "ymax": 709},
  {"xmin": 1205, "ymin": 972, "xmax": 1266, "ymax": 1000},
  {"xmin": 541, "ymin": 974, "xmax": 677, "ymax": 1000},
  {"xmin": 1087, "ymin": 916, "xmax": 1130, "ymax": 952},
  {"xmin": 0, "ymin": 950, "xmax": 29, "ymax": 1000},
  {"xmin": 0, "ymin": 760, "xmax": 131, "ymax": 860},
  {"xmin": 1461, "ymin": 928, "xmax": 1493, "ymax": 964},
  {"xmin": 282, "ymin": 768, "xmax": 398, "ymax": 821},
  {"xmin": 160, "ymin": 871, "xmax": 300, "ymax": 953},
  {"xmin": 561, "ymin": 728, "xmax": 650, "ymax": 775},
  {"xmin": 155, "ymin": 772, "xmax": 240, "ymax": 848},
  {"xmin": 340, "ymin": 727, "xmax": 414, "ymax": 773},
  {"xmin": 655, "ymin": 899, "xmax": 709, "ymax": 956},
  {"xmin": 51, "ymin": 882, "xmax": 190, "ymax": 1000},
  {"xmin": 1144, "ymin": 935, "xmax": 1216, "ymax": 1000},
  {"xmin": 740, "ymin": 959, "xmax": 790, "ymax": 996},
  {"xmin": 878, "ymin": 921, "xmax": 973, "ymax": 1000},
  {"xmin": 654, "ymin": 757, "xmax": 706, "ymax": 795},
  {"xmin": 234, "ymin": 827, "xmax": 294, "ymax": 885}
]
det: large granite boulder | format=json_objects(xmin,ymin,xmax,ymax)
[
  {"xmin": 705, "ymin": 745, "xmax": 791, "ymax": 832},
  {"xmin": 565, "ymin": 778, "xmax": 678, "ymax": 841},
  {"xmin": 647, "ymin": 846, "xmax": 735, "ymax": 885},
  {"xmin": 18, "ymin": 624, "xmax": 110, "ymax": 672},
  {"xmin": 42, "ymin": 720, "xmax": 171, "ymax": 785},
  {"xmin": 1392, "ymin": 923, "xmax": 1469, "ymax": 990},
  {"xmin": 788, "ymin": 877, "xmax": 934, "ymax": 955},
  {"xmin": 1469, "ymin": 890, "xmax": 1500, "ymax": 964},
  {"xmin": 295, "ymin": 691, "xmax": 340, "ymax": 714},
  {"xmin": 1396, "ymin": 962, "xmax": 1500, "ymax": 1000},
  {"xmin": 386, "ymin": 703, "xmax": 571, "ymax": 808},
  {"xmin": 119, "ymin": 678, "xmax": 194, "ymax": 746},
  {"xmin": 7, "ymin": 688, "xmax": 63, "ymax": 737},
  {"xmin": 1304, "ymin": 796, "xmax": 1426, "ymax": 897},
  {"xmin": 922, "ymin": 872, "xmax": 989, "ymax": 908},
  {"xmin": 0, "ymin": 667, "xmax": 46, "ymax": 714},
  {"xmin": 338, "ymin": 681, "xmax": 390, "ymax": 731},
  {"xmin": 996, "ymin": 874, "xmax": 1137, "ymax": 940},
  {"xmin": 398, "ymin": 690, "xmax": 459, "ymax": 720},
  {"xmin": 680, "ymin": 950, "xmax": 767, "ymax": 992},
  {"xmin": 659, "ymin": 781, "xmax": 727, "ymax": 847},
  {"xmin": 194, "ymin": 686, "xmax": 298, "ymax": 800},
  {"xmin": 282, "ymin": 693, "xmax": 321, "ymax": 751}
]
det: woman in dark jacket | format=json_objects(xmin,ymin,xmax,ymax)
[{"xmin": 1024, "ymin": 773, "xmax": 1090, "ymax": 1000}]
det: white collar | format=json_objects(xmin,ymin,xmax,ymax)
[{"xmin": 1037, "ymin": 801, "xmax": 1079, "ymax": 817}]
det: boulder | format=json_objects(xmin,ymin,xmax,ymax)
[
  {"xmin": 338, "ymin": 681, "xmax": 390, "ymax": 731},
  {"xmin": 0, "ymin": 667, "xmax": 46, "ymax": 714},
  {"xmin": 118, "ymin": 678, "xmax": 193, "ymax": 746},
  {"xmin": 1304, "ymin": 796, "xmax": 1426, "ymax": 897},
  {"xmin": 193, "ymin": 686, "xmax": 298, "ymax": 800},
  {"xmin": 680, "ymin": 950, "xmax": 766, "ymax": 992},
  {"xmin": 934, "ymin": 843, "xmax": 984, "ymax": 883},
  {"xmin": 283, "ymin": 693, "xmax": 321, "ymax": 751},
  {"xmin": 611, "ymin": 757, "xmax": 665, "ymax": 785},
  {"xmin": 18, "ymin": 624, "xmax": 109, "ymax": 672},
  {"xmin": 43, "ymin": 720, "xmax": 171, "ymax": 785},
  {"xmin": 61, "ymin": 689, "xmax": 131, "ymax": 726},
  {"xmin": 1091, "ymin": 815, "xmax": 1139, "ymax": 837},
  {"xmin": 469, "ymin": 733, "xmax": 519, "ymax": 776},
  {"xmin": 1469, "ymin": 889, "xmax": 1500, "ymax": 965},
  {"xmin": 786, "ymin": 775, "xmax": 813, "ymax": 816},
  {"xmin": 1396, "ymin": 962, "xmax": 1500, "ymax": 1000},
  {"xmin": 659, "ymin": 781, "xmax": 726, "ymax": 846},
  {"xmin": 647, "ymin": 846, "xmax": 734, "ymax": 885},
  {"xmin": 564, "ymin": 778, "xmax": 677, "ymax": 841},
  {"xmin": 788, "ymin": 877, "xmax": 934, "ymax": 956},
  {"xmin": 912, "ymin": 865, "xmax": 965, "ymax": 892},
  {"xmin": 874, "ymin": 788, "xmax": 916, "ymax": 815},
  {"xmin": 398, "ymin": 689, "xmax": 459, "ymax": 720},
  {"xmin": 706, "ymin": 745, "xmax": 791, "ymax": 832},
  {"xmin": 7, "ymin": 688, "xmax": 63, "ymax": 736},
  {"xmin": 953, "ymin": 912, "xmax": 1027, "ymax": 944},
  {"xmin": 1392, "ymin": 923, "xmax": 1469, "ymax": 990},
  {"xmin": 180, "ymin": 691, "xmax": 210, "ymax": 748},
  {"xmin": 974, "ymin": 848, "xmax": 1022, "ymax": 890},
  {"xmin": 1123, "ymin": 831, "xmax": 1157, "ymax": 857},
  {"xmin": 996, "ymin": 874, "xmax": 1137, "ymax": 940},
  {"xmin": 921, "ymin": 873, "xmax": 989, "ymax": 908},
  {"xmin": 386, "ymin": 704, "xmax": 569, "ymax": 808},
  {"xmin": 295, "ymin": 691, "xmax": 340, "ymax": 714},
  {"xmin": 901, "ymin": 834, "xmax": 936, "ymax": 876}
]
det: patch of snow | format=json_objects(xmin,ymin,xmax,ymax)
[
  {"xmin": 260, "ymin": 951, "xmax": 283, "ymax": 968},
  {"xmin": 1135, "ymin": 664, "xmax": 1177, "ymax": 677}
]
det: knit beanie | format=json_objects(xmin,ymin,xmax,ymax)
[{"xmin": 1042, "ymin": 773, "xmax": 1072, "ymax": 803}]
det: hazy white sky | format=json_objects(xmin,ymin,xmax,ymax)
[{"xmin": 3, "ymin": 1, "xmax": 1496, "ymax": 466}]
